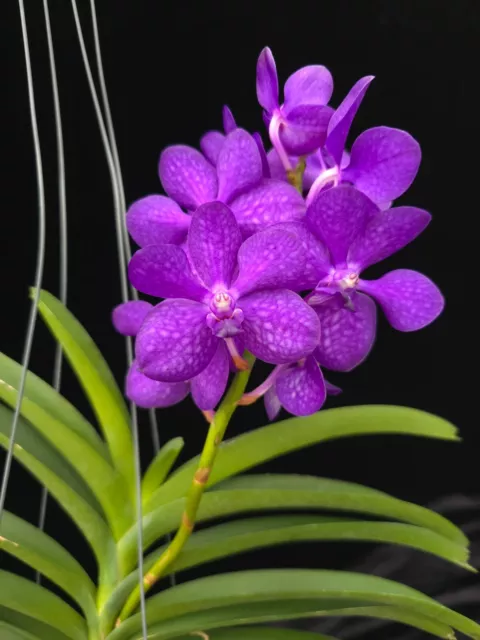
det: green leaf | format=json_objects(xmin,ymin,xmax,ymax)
[
  {"xmin": 107, "ymin": 513, "xmax": 469, "ymax": 630},
  {"xmin": 0, "ymin": 571, "xmax": 88, "ymax": 640},
  {"xmin": 0, "ymin": 352, "xmax": 109, "ymax": 459},
  {"xmin": 0, "ymin": 358, "xmax": 133, "ymax": 537},
  {"xmin": 120, "ymin": 474, "xmax": 466, "ymax": 570},
  {"xmin": 142, "ymin": 438, "xmax": 184, "ymax": 506},
  {"xmin": 152, "ymin": 405, "xmax": 459, "ymax": 507},
  {"xmin": 0, "ymin": 606, "xmax": 72, "ymax": 640},
  {"xmin": 33, "ymin": 289, "xmax": 134, "ymax": 490},
  {"xmin": 0, "ymin": 405, "xmax": 111, "ymax": 561},
  {"xmin": 108, "ymin": 570, "xmax": 479, "ymax": 640},
  {"xmin": 0, "ymin": 622, "xmax": 39, "ymax": 640},
  {"xmin": 0, "ymin": 511, "xmax": 96, "ymax": 620},
  {"xmin": 168, "ymin": 628, "xmax": 337, "ymax": 640}
]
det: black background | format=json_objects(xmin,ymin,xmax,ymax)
[{"xmin": 1, "ymin": 0, "xmax": 478, "ymax": 594}]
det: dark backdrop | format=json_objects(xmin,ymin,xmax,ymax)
[{"xmin": 1, "ymin": 0, "xmax": 478, "ymax": 586}]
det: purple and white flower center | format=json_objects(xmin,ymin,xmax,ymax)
[
  {"xmin": 307, "ymin": 267, "xmax": 360, "ymax": 307},
  {"xmin": 206, "ymin": 290, "xmax": 244, "ymax": 338}
]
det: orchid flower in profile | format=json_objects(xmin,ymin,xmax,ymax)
[{"xmin": 256, "ymin": 46, "xmax": 334, "ymax": 170}]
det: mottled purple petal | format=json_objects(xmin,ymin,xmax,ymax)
[
  {"xmin": 188, "ymin": 202, "xmax": 242, "ymax": 288},
  {"xmin": 191, "ymin": 341, "xmax": 230, "ymax": 410},
  {"xmin": 217, "ymin": 129, "xmax": 263, "ymax": 202},
  {"xmin": 348, "ymin": 206, "xmax": 431, "ymax": 270},
  {"xmin": 326, "ymin": 76, "xmax": 374, "ymax": 166},
  {"xmin": 230, "ymin": 179, "xmax": 305, "ymax": 238},
  {"xmin": 126, "ymin": 361, "xmax": 189, "ymax": 409},
  {"xmin": 256, "ymin": 47, "xmax": 279, "ymax": 113},
  {"xmin": 241, "ymin": 289, "xmax": 320, "ymax": 364},
  {"xmin": 281, "ymin": 104, "xmax": 333, "ymax": 155},
  {"xmin": 200, "ymin": 131, "xmax": 225, "ymax": 166},
  {"xmin": 233, "ymin": 227, "xmax": 307, "ymax": 297},
  {"xmin": 126, "ymin": 195, "xmax": 190, "ymax": 248},
  {"xmin": 267, "ymin": 148, "xmax": 288, "ymax": 181},
  {"xmin": 112, "ymin": 301, "xmax": 153, "ymax": 336},
  {"xmin": 276, "ymin": 221, "xmax": 330, "ymax": 289},
  {"xmin": 136, "ymin": 299, "xmax": 217, "ymax": 382},
  {"xmin": 314, "ymin": 292, "xmax": 377, "ymax": 371},
  {"xmin": 159, "ymin": 145, "xmax": 218, "ymax": 210},
  {"xmin": 306, "ymin": 185, "xmax": 379, "ymax": 265},
  {"xmin": 265, "ymin": 385, "xmax": 282, "ymax": 421},
  {"xmin": 358, "ymin": 270, "xmax": 444, "ymax": 332},
  {"xmin": 222, "ymin": 105, "xmax": 237, "ymax": 134},
  {"xmin": 253, "ymin": 133, "xmax": 270, "ymax": 178},
  {"xmin": 284, "ymin": 65, "xmax": 334, "ymax": 109},
  {"xmin": 276, "ymin": 356, "xmax": 326, "ymax": 416},
  {"xmin": 128, "ymin": 245, "xmax": 208, "ymax": 301},
  {"xmin": 304, "ymin": 151, "xmax": 324, "ymax": 189},
  {"xmin": 343, "ymin": 127, "xmax": 421, "ymax": 204}
]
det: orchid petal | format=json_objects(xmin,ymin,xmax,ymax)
[
  {"xmin": 126, "ymin": 195, "xmax": 190, "ymax": 247},
  {"xmin": 128, "ymin": 244, "xmax": 208, "ymax": 301},
  {"xmin": 256, "ymin": 47, "xmax": 279, "ymax": 113},
  {"xmin": 314, "ymin": 292, "xmax": 377, "ymax": 371},
  {"xmin": 284, "ymin": 65, "xmax": 334, "ymax": 109},
  {"xmin": 188, "ymin": 202, "xmax": 242, "ymax": 288},
  {"xmin": 326, "ymin": 75, "xmax": 374, "ymax": 166},
  {"xmin": 112, "ymin": 301, "xmax": 153, "ymax": 336},
  {"xmin": 200, "ymin": 131, "xmax": 225, "ymax": 166},
  {"xmin": 241, "ymin": 289, "xmax": 320, "ymax": 364},
  {"xmin": 136, "ymin": 299, "xmax": 217, "ymax": 382},
  {"xmin": 233, "ymin": 227, "xmax": 307, "ymax": 297},
  {"xmin": 159, "ymin": 145, "xmax": 218, "ymax": 210},
  {"xmin": 126, "ymin": 361, "xmax": 189, "ymax": 409},
  {"xmin": 217, "ymin": 129, "xmax": 263, "ymax": 202},
  {"xmin": 276, "ymin": 355, "xmax": 326, "ymax": 416},
  {"xmin": 230, "ymin": 179, "xmax": 305, "ymax": 239},
  {"xmin": 348, "ymin": 206, "xmax": 431, "ymax": 270},
  {"xmin": 191, "ymin": 341, "xmax": 230, "ymax": 410},
  {"xmin": 343, "ymin": 126, "xmax": 421, "ymax": 204},
  {"xmin": 358, "ymin": 269, "xmax": 444, "ymax": 332},
  {"xmin": 306, "ymin": 185, "xmax": 379, "ymax": 265}
]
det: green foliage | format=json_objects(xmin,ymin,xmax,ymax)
[{"xmin": 1, "ymin": 292, "xmax": 478, "ymax": 640}]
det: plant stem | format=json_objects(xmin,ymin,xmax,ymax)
[{"xmin": 116, "ymin": 352, "xmax": 256, "ymax": 624}]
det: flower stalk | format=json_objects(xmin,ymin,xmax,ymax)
[{"xmin": 117, "ymin": 352, "xmax": 256, "ymax": 624}]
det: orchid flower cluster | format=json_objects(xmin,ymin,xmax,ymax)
[{"xmin": 113, "ymin": 47, "xmax": 444, "ymax": 420}]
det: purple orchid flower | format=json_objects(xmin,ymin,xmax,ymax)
[
  {"xmin": 295, "ymin": 185, "xmax": 444, "ymax": 372},
  {"xmin": 112, "ymin": 300, "xmax": 231, "ymax": 412},
  {"xmin": 126, "ymin": 127, "xmax": 305, "ymax": 247},
  {"xmin": 256, "ymin": 47, "xmax": 334, "ymax": 169},
  {"xmin": 240, "ymin": 355, "xmax": 342, "ymax": 420},
  {"xmin": 127, "ymin": 201, "xmax": 320, "ymax": 383},
  {"xmin": 267, "ymin": 75, "xmax": 421, "ymax": 209},
  {"xmin": 308, "ymin": 77, "xmax": 421, "ymax": 208}
]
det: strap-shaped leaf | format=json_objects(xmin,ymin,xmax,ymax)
[
  {"xmin": 105, "ymin": 514, "xmax": 468, "ymax": 633},
  {"xmin": 142, "ymin": 437, "xmax": 184, "ymax": 505},
  {"xmin": 0, "ymin": 606, "xmax": 71, "ymax": 640},
  {"xmin": 0, "ymin": 571, "xmax": 87, "ymax": 640},
  {"xmin": 0, "ymin": 406, "xmax": 110, "ymax": 561},
  {"xmin": 33, "ymin": 289, "xmax": 134, "ymax": 490},
  {"xmin": 152, "ymin": 405, "xmax": 458, "ymax": 507},
  {"xmin": 168, "ymin": 628, "xmax": 336, "ymax": 640},
  {"xmin": 148, "ymin": 604, "xmax": 454, "ymax": 640},
  {"xmin": 120, "ymin": 474, "xmax": 466, "ymax": 571},
  {"xmin": 0, "ymin": 352, "xmax": 109, "ymax": 459},
  {"xmin": 108, "ymin": 570, "xmax": 479, "ymax": 640},
  {"xmin": 0, "ymin": 622, "xmax": 39, "ymax": 640},
  {"xmin": 0, "ymin": 363, "xmax": 132, "ymax": 537},
  {"xmin": 0, "ymin": 511, "xmax": 96, "ymax": 619}
]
